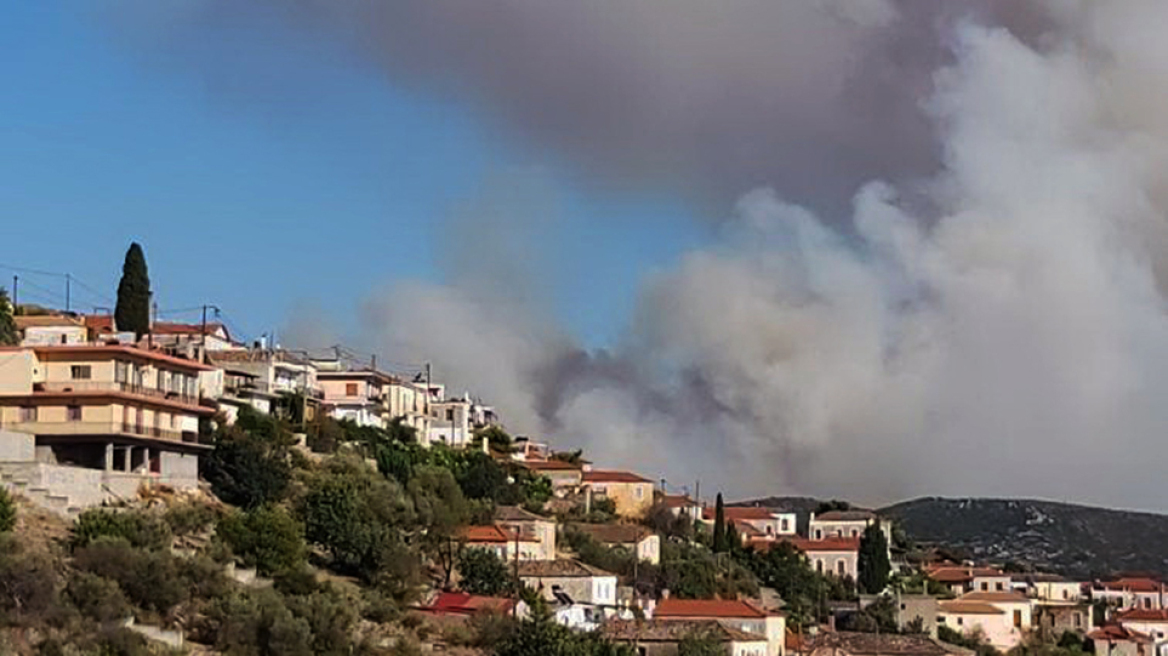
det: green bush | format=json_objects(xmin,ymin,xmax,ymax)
[
  {"xmin": 71, "ymin": 508, "xmax": 171, "ymax": 551},
  {"xmin": 0, "ymin": 533, "xmax": 61, "ymax": 626},
  {"xmin": 0, "ymin": 487, "xmax": 16, "ymax": 533},
  {"xmin": 163, "ymin": 500, "xmax": 219, "ymax": 537},
  {"xmin": 177, "ymin": 552, "xmax": 233, "ymax": 601},
  {"xmin": 458, "ymin": 548, "xmax": 513, "ymax": 596},
  {"xmin": 65, "ymin": 570, "xmax": 131, "ymax": 623},
  {"xmin": 73, "ymin": 537, "xmax": 187, "ymax": 612},
  {"xmin": 217, "ymin": 505, "xmax": 306, "ymax": 576},
  {"xmin": 204, "ymin": 407, "xmax": 295, "ymax": 509},
  {"xmin": 206, "ymin": 589, "xmax": 314, "ymax": 656},
  {"xmin": 285, "ymin": 590, "xmax": 360, "ymax": 655}
]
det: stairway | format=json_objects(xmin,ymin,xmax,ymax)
[{"xmin": 0, "ymin": 467, "xmax": 86, "ymax": 519}]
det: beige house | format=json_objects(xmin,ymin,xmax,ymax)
[
  {"xmin": 495, "ymin": 505, "xmax": 557, "ymax": 560},
  {"xmin": 208, "ymin": 349, "xmax": 322, "ymax": 423},
  {"xmin": 570, "ymin": 523, "xmax": 661, "ymax": 564},
  {"xmin": 15, "ymin": 315, "xmax": 89, "ymax": 346},
  {"xmin": 772, "ymin": 537, "xmax": 861, "ymax": 579},
  {"xmin": 926, "ymin": 565, "xmax": 1011, "ymax": 597},
  {"xmin": 1093, "ymin": 579, "xmax": 1168, "ymax": 612},
  {"xmin": 0, "ymin": 344, "xmax": 214, "ymax": 497},
  {"xmin": 461, "ymin": 525, "xmax": 542, "ymax": 561},
  {"xmin": 522, "ymin": 459, "xmax": 585, "ymax": 493},
  {"xmin": 518, "ymin": 559, "xmax": 618, "ymax": 607},
  {"xmin": 659, "ymin": 493, "xmax": 702, "ymax": 521},
  {"xmin": 384, "ymin": 377, "xmax": 431, "ymax": 440},
  {"xmin": 1116, "ymin": 609, "xmax": 1168, "ymax": 642},
  {"xmin": 653, "ymin": 598, "xmax": 786, "ymax": 656},
  {"xmin": 702, "ymin": 506, "xmax": 797, "ymax": 539},
  {"xmin": 1088, "ymin": 624, "xmax": 1155, "ymax": 656},
  {"xmin": 603, "ymin": 619, "xmax": 768, "ymax": 656},
  {"xmin": 938, "ymin": 599, "xmax": 1023, "ymax": 651},
  {"xmin": 809, "ymin": 510, "xmax": 889, "ymax": 542},
  {"xmin": 317, "ymin": 370, "xmax": 388, "ymax": 429},
  {"xmin": 217, "ymin": 368, "xmax": 277, "ymax": 422},
  {"xmin": 583, "ymin": 469, "xmax": 655, "ymax": 518}
]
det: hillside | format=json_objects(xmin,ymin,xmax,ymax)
[{"xmin": 881, "ymin": 497, "xmax": 1168, "ymax": 580}]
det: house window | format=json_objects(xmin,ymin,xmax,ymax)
[
  {"xmin": 634, "ymin": 486, "xmax": 644, "ymax": 499},
  {"xmin": 938, "ymin": 617, "xmax": 946, "ymax": 624},
  {"xmin": 1063, "ymin": 590, "xmax": 1070, "ymax": 600},
  {"xmin": 114, "ymin": 361, "xmax": 128, "ymax": 383},
  {"xmin": 781, "ymin": 519, "xmax": 790, "ymax": 532},
  {"xmin": 346, "ymin": 383, "xmax": 359, "ymax": 396},
  {"xmin": 815, "ymin": 529, "xmax": 823, "ymax": 540},
  {"xmin": 981, "ymin": 583, "xmax": 989, "ymax": 592},
  {"xmin": 1014, "ymin": 610, "xmax": 1022, "ymax": 628},
  {"xmin": 19, "ymin": 406, "xmax": 36, "ymax": 422},
  {"xmin": 71, "ymin": 365, "xmax": 91, "ymax": 380},
  {"xmin": 1073, "ymin": 613, "xmax": 1082, "ymax": 628},
  {"xmin": 996, "ymin": 582, "xmax": 1004, "ymax": 591},
  {"xmin": 1146, "ymin": 598, "xmax": 1153, "ymax": 609},
  {"xmin": 446, "ymin": 409, "xmax": 455, "ymax": 421},
  {"xmin": 66, "ymin": 405, "xmax": 82, "ymax": 421},
  {"xmin": 957, "ymin": 617, "xmax": 964, "ymax": 626},
  {"xmin": 851, "ymin": 529, "xmax": 858, "ymax": 538},
  {"xmin": 837, "ymin": 560, "xmax": 847, "ymax": 575},
  {"xmin": 816, "ymin": 560, "xmax": 824, "ymax": 574}
]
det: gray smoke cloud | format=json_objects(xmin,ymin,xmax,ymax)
[{"xmin": 128, "ymin": 1, "xmax": 1168, "ymax": 508}]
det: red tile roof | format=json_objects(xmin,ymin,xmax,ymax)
[
  {"xmin": 461, "ymin": 525, "xmax": 536, "ymax": 544},
  {"xmin": 1117, "ymin": 608, "xmax": 1168, "ymax": 622},
  {"xmin": 583, "ymin": 469, "xmax": 652, "ymax": 484},
  {"xmin": 81, "ymin": 314, "xmax": 115, "ymax": 333},
  {"xmin": 659, "ymin": 494, "xmax": 699, "ymax": 508},
  {"xmin": 1099, "ymin": 578, "xmax": 1164, "ymax": 593},
  {"xmin": 422, "ymin": 591, "xmax": 514, "ymax": 616},
  {"xmin": 926, "ymin": 566, "xmax": 1007, "ymax": 583},
  {"xmin": 654, "ymin": 598, "xmax": 772, "ymax": 619},
  {"xmin": 521, "ymin": 459, "xmax": 583, "ymax": 472},
  {"xmin": 1088, "ymin": 625, "xmax": 1153, "ymax": 643}
]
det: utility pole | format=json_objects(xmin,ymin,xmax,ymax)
[
  {"xmin": 11, "ymin": 275, "xmax": 17, "ymax": 314},
  {"xmin": 64, "ymin": 273, "xmax": 71, "ymax": 313},
  {"xmin": 200, "ymin": 304, "xmax": 220, "ymax": 363}
]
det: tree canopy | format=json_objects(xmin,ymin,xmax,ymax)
[
  {"xmin": 0, "ymin": 288, "xmax": 17, "ymax": 346},
  {"xmin": 858, "ymin": 521, "xmax": 891, "ymax": 594},
  {"xmin": 114, "ymin": 242, "xmax": 151, "ymax": 337}
]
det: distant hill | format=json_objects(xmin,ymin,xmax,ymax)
[{"xmin": 880, "ymin": 497, "xmax": 1168, "ymax": 580}]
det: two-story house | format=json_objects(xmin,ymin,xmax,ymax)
[
  {"xmin": 317, "ymin": 369, "xmax": 388, "ymax": 428},
  {"xmin": 926, "ymin": 565, "xmax": 1011, "ymax": 597},
  {"xmin": 809, "ymin": 509, "xmax": 891, "ymax": 542},
  {"xmin": 1094, "ymin": 579, "xmax": 1168, "ymax": 612},
  {"xmin": 653, "ymin": 598, "xmax": 786, "ymax": 656},
  {"xmin": 0, "ymin": 344, "xmax": 214, "ymax": 497},
  {"xmin": 429, "ymin": 395, "xmax": 473, "ymax": 448},
  {"xmin": 570, "ymin": 523, "xmax": 661, "ymax": 564},
  {"xmin": 583, "ymin": 469, "xmax": 655, "ymax": 518},
  {"xmin": 209, "ymin": 349, "xmax": 322, "ymax": 423},
  {"xmin": 702, "ymin": 506, "xmax": 797, "ymax": 539},
  {"xmin": 495, "ymin": 505, "xmax": 557, "ymax": 560}
]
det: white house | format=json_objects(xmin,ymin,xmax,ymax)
[
  {"xmin": 809, "ymin": 509, "xmax": 889, "ymax": 542},
  {"xmin": 938, "ymin": 600, "xmax": 1019, "ymax": 651},
  {"xmin": 518, "ymin": 559, "xmax": 618, "ymax": 608},
  {"xmin": 652, "ymin": 598, "xmax": 786, "ymax": 656},
  {"xmin": 702, "ymin": 506, "xmax": 797, "ymax": 538}
]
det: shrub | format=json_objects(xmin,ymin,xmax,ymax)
[
  {"xmin": 285, "ymin": 590, "xmax": 360, "ymax": 655},
  {"xmin": 207, "ymin": 589, "xmax": 313, "ymax": 656},
  {"xmin": 458, "ymin": 548, "xmax": 513, "ymax": 596},
  {"xmin": 163, "ymin": 500, "xmax": 219, "ymax": 537},
  {"xmin": 0, "ymin": 533, "xmax": 61, "ymax": 626},
  {"xmin": 177, "ymin": 553, "xmax": 233, "ymax": 601},
  {"xmin": 216, "ymin": 505, "xmax": 306, "ymax": 575},
  {"xmin": 204, "ymin": 408, "xmax": 295, "ymax": 509},
  {"xmin": 71, "ymin": 508, "xmax": 171, "ymax": 551},
  {"xmin": 65, "ymin": 571, "xmax": 131, "ymax": 623},
  {"xmin": 0, "ymin": 487, "xmax": 15, "ymax": 533},
  {"xmin": 73, "ymin": 537, "xmax": 187, "ymax": 612}
]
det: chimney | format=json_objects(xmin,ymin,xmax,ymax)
[{"xmin": 661, "ymin": 589, "xmax": 670, "ymax": 600}]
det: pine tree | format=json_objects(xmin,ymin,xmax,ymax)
[
  {"xmin": 0, "ymin": 288, "xmax": 17, "ymax": 346},
  {"xmin": 858, "ymin": 520, "xmax": 891, "ymax": 594},
  {"xmin": 712, "ymin": 493, "xmax": 726, "ymax": 553},
  {"xmin": 114, "ymin": 242, "xmax": 151, "ymax": 337}
]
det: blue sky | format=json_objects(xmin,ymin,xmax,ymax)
[{"xmin": 0, "ymin": 4, "xmax": 706, "ymax": 349}]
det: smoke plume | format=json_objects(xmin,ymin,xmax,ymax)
[{"xmin": 136, "ymin": 1, "xmax": 1168, "ymax": 508}]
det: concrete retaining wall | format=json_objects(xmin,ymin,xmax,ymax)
[{"xmin": 0, "ymin": 430, "xmax": 35, "ymax": 462}]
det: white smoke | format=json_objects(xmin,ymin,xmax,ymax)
[{"xmin": 361, "ymin": 12, "xmax": 1168, "ymax": 510}]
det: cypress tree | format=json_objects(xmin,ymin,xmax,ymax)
[
  {"xmin": 725, "ymin": 521, "xmax": 740, "ymax": 553},
  {"xmin": 712, "ymin": 493, "xmax": 726, "ymax": 553},
  {"xmin": 0, "ymin": 288, "xmax": 16, "ymax": 346},
  {"xmin": 114, "ymin": 242, "xmax": 151, "ymax": 337},
  {"xmin": 858, "ymin": 520, "xmax": 891, "ymax": 593}
]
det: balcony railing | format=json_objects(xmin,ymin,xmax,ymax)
[
  {"xmin": 224, "ymin": 380, "xmax": 273, "ymax": 395},
  {"xmin": 40, "ymin": 381, "xmax": 200, "ymax": 405},
  {"xmin": 1, "ymin": 420, "xmax": 197, "ymax": 443}
]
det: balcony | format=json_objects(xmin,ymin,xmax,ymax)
[
  {"xmin": 39, "ymin": 381, "xmax": 200, "ymax": 406},
  {"xmin": 223, "ymin": 379, "xmax": 274, "ymax": 396},
  {"xmin": 2, "ymin": 420, "xmax": 198, "ymax": 443}
]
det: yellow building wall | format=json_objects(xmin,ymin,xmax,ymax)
[
  {"xmin": 0, "ymin": 350, "xmax": 37, "ymax": 394},
  {"xmin": 599, "ymin": 482, "xmax": 654, "ymax": 518}
]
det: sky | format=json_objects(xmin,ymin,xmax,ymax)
[
  {"xmin": 12, "ymin": 2, "xmax": 1168, "ymax": 511},
  {"xmin": 0, "ymin": 3, "xmax": 703, "ymax": 351}
]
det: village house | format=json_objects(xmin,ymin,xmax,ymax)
[
  {"xmin": 517, "ymin": 559, "xmax": 618, "ymax": 610},
  {"xmin": 926, "ymin": 565, "xmax": 1012, "ymax": 597},
  {"xmin": 570, "ymin": 523, "xmax": 661, "ymax": 565},
  {"xmin": 1089, "ymin": 624, "xmax": 1156, "ymax": 656},
  {"xmin": 15, "ymin": 315, "xmax": 89, "ymax": 346},
  {"xmin": 1094, "ymin": 579, "xmax": 1168, "ymax": 612},
  {"xmin": 521, "ymin": 459, "xmax": 585, "ymax": 494},
  {"xmin": 957, "ymin": 591, "xmax": 1033, "ymax": 632},
  {"xmin": 702, "ymin": 506, "xmax": 797, "ymax": 539},
  {"xmin": 602, "ymin": 619, "xmax": 769, "ymax": 656},
  {"xmin": 583, "ymin": 469, "xmax": 655, "ymax": 518},
  {"xmin": 1014, "ymin": 573, "xmax": 1084, "ymax": 603},
  {"xmin": 428, "ymin": 395, "xmax": 473, "ymax": 447},
  {"xmin": 765, "ymin": 537, "xmax": 861, "ymax": 579},
  {"xmin": 0, "ymin": 344, "xmax": 214, "ymax": 509},
  {"xmin": 804, "ymin": 630, "xmax": 974, "ymax": 656},
  {"xmin": 414, "ymin": 590, "xmax": 525, "ymax": 620},
  {"xmin": 148, "ymin": 321, "xmax": 237, "ymax": 354},
  {"xmin": 208, "ymin": 349, "xmax": 322, "ymax": 423},
  {"xmin": 494, "ymin": 505, "xmax": 557, "ymax": 561},
  {"xmin": 809, "ymin": 509, "xmax": 888, "ymax": 541},
  {"xmin": 1116, "ymin": 609, "xmax": 1168, "ymax": 642},
  {"xmin": 658, "ymin": 493, "xmax": 702, "ymax": 521},
  {"xmin": 383, "ymin": 376, "xmax": 432, "ymax": 442},
  {"xmin": 938, "ymin": 600, "xmax": 1020, "ymax": 651},
  {"xmin": 216, "ymin": 367, "xmax": 277, "ymax": 422},
  {"xmin": 316, "ymin": 369, "xmax": 389, "ymax": 429},
  {"xmin": 896, "ymin": 595, "xmax": 941, "ymax": 637},
  {"xmin": 652, "ymin": 598, "xmax": 786, "ymax": 656},
  {"xmin": 460, "ymin": 525, "xmax": 542, "ymax": 561}
]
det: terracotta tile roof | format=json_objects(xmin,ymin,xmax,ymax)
[
  {"xmin": 806, "ymin": 631, "xmax": 975, "ymax": 656},
  {"xmin": 939, "ymin": 601, "xmax": 1006, "ymax": 615},
  {"xmin": 781, "ymin": 537, "xmax": 861, "ymax": 553},
  {"xmin": 959, "ymin": 591, "xmax": 1031, "ymax": 603},
  {"xmin": 701, "ymin": 506, "xmax": 779, "ymax": 521},
  {"xmin": 569, "ymin": 523, "xmax": 653, "ymax": 545},
  {"xmin": 420, "ymin": 591, "xmax": 514, "ymax": 616},
  {"xmin": 659, "ymin": 494, "xmax": 699, "ymax": 508},
  {"xmin": 582, "ymin": 469, "xmax": 652, "ymax": 484},
  {"xmin": 602, "ymin": 619, "xmax": 765, "ymax": 644},
  {"xmin": 927, "ymin": 566, "xmax": 1007, "ymax": 583},
  {"xmin": 1, "ymin": 344, "xmax": 213, "ymax": 371},
  {"xmin": 732, "ymin": 521, "xmax": 767, "ymax": 538},
  {"xmin": 813, "ymin": 510, "xmax": 877, "ymax": 522},
  {"xmin": 521, "ymin": 459, "xmax": 583, "ymax": 472},
  {"xmin": 461, "ymin": 525, "xmax": 537, "ymax": 544},
  {"xmin": 1089, "ymin": 625, "xmax": 1153, "ymax": 643},
  {"xmin": 81, "ymin": 314, "xmax": 115, "ymax": 333},
  {"xmin": 653, "ymin": 598, "xmax": 771, "ymax": 619},
  {"xmin": 1117, "ymin": 608, "xmax": 1168, "ymax": 622},
  {"xmin": 517, "ymin": 559, "xmax": 615, "ymax": 578},
  {"xmin": 1099, "ymin": 578, "xmax": 1164, "ymax": 593},
  {"xmin": 15, "ymin": 315, "xmax": 84, "ymax": 329}
]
